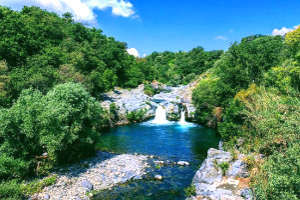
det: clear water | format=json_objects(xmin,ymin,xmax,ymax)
[{"xmin": 94, "ymin": 121, "xmax": 219, "ymax": 200}]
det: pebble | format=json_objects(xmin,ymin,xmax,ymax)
[
  {"xmin": 81, "ymin": 180, "xmax": 93, "ymax": 191},
  {"xmin": 154, "ymin": 175, "xmax": 163, "ymax": 181},
  {"xmin": 44, "ymin": 194, "xmax": 50, "ymax": 200},
  {"xmin": 154, "ymin": 160, "xmax": 164, "ymax": 165}
]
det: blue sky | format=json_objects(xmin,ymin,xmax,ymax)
[{"xmin": 2, "ymin": 0, "xmax": 300, "ymax": 57}]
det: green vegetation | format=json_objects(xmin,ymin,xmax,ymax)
[
  {"xmin": 0, "ymin": 83, "xmax": 106, "ymax": 198},
  {"xmin": 126, "ymin": 109, "xmax": 147, "ymax": 123},
  {"xmin": 21, "ymin": 175, "xmax": 57, "ymax": 196},
  {"xmin": 0, "ymin": 6, "xmax": 222, "ymax": 109},
  {"xmin": 0, "ymin": 180, "xmax": 24, "ymax": 200},
  {"xmin": 193, "ymin": 30, "xmax": 300, "ymax": 199},
  {"xmin": 218, "ymin": 162, "xmax": 230, "ymax": 176},
  {"xmin": 0, "ymin": 5, "xmax": 299, "ymax": 200},
  {"xmin": 137, "ymin": 48, "xmax": 223, "ymax": 86},
  {"xmin": 184, "ymin": 185, "xmax": 196, "ymax": 197},
  {"xmin": 0, "ymin": 83, "xmax": 106, "ymax": 179}
]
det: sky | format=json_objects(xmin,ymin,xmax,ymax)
[{"xmin": 1, "ymin": 0, "xmax": 300, "ymax": 57}]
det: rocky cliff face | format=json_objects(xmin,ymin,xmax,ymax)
[
  {"xmin": 100, "ymin": 82, "xmax": 197, "ymax": 125},
  {"xmin": 187, "ymin": 148, "xmax": 253, "ymax": 200}
]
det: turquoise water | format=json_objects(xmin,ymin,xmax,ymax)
[{"xmin": 94, "ymin": 121, "xmax": 219, "ymax": 200}]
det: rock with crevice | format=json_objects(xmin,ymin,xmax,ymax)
[{"xmin": 187, "ymin": 148, "xmax": 253, "ymax": 200}]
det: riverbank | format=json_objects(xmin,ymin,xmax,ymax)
[
  {"xmin": 187, "ymin": 148, "xmax": 253, "ymax": 200},
  {"xmin": 31, "ymin": 152, "xmax": 150, "ymax": 200}
]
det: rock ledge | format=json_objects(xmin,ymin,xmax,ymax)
[{"xmin": 187, "ymin": 148, "xmax": 253, "ymax": 200}]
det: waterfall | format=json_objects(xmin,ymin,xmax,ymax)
[
  {"xmin": 179, "ymin": 110, "xmax": 188, "ymax": 125},
  {"xmin": 152, "ymin": 105, "xmax": 169, "ymax": 124}
]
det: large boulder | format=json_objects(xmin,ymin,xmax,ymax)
[{"xmin": 188, "ymin": 148, "xmax": 253, "ymax": 200}]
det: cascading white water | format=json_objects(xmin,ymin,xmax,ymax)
[
  {"xmin": 179, "ymin": 110, "xmax": 188, "ymax": 125},
  {"xmin": 152, "ymin": 105, "xmax": 169, "ymax": 124}
]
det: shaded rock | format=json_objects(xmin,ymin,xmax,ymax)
[
  {"xmin": 218, "ymin": 141, "xmax": 224, "ymax": 150},
  {"xmin": 240, "ymin": 188, "xmax": 253, "ymax": 200},
  {"xmin": 81, "ymin": 180, "xmax": 93, "ymax": 191},
  {"xmin": 44, "ymin": 194, "xmax": 50, "ymax": 200},
  {"xmin": 227, "ymin": 159, "xmax": 249, "ymax": 178}
]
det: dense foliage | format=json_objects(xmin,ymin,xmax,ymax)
[
  {"xmin": 0, "ymin": 6, "xmax": 222, "ymax": 108},
  {"xmin": 0, "ymin": 6, "xmax": 139, "ymax": 107},
  {"xmin": 0, "ymin": 5, "xmax": 299, "ymax": 200},
  {"xmin": 0, "ymin": 83, "xmax": 106, "ymax": 179},
  {"xmin": 193, "ymin": 30, "xmax": 300, "ymax": 199},
  {"xmin": 137, "ymin": 48, "xmax": 223, "ymax": 86}
]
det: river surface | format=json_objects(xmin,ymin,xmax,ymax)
[{"xmin": 94, "ymin": 121, "xmax": 219, "ymax": 200}]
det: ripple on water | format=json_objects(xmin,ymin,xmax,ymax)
[{"xmin": 95, "ymin": 120, "xmax": 219, "ymax": 200}]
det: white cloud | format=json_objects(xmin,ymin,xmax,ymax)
[
  {"xmin": 127, "ymin": 48, "xmax": 139, "ymax": 57},
  {"xmin": 87, "ymin": 0, "xmax": 134, "ymax": 17},
  {"xmin": 215, "ymin": 35, "xmax": 228, "ymax": 41},
  {"xmin": 272, "ymin": 25, "xmax": 299, "ymax": 36},
  {"xmin": 0, "ymin": 0, "xmax": 135, "ymax": 23}
]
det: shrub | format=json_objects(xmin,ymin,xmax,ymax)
[
  {"xmin": 0, "ymin": 180, "xmax": 24, "ymax": 200},
  {"xmin": 218, "ymin": 99, "xmax": 245, "ymax": 141},
  {"xmin": 218, "ymin": 162, "xmax": 230, "ymax": 176},
  {"xmin": 40, "ymin": 82, "xmax": 105, "ymax": 163},
  {"xmin": 253, "ymin": 144, "xmax": 300, "ymax": 200},
  {"xmin": 109, "ymin": 103, "xmax": 119, "ymax": 122},
  {"xmin": 0, "ymin": 83, "xmax": 106, "ymax": 179},
  {"xmin": 126, "ymin": 109, "xmax": 147, "ymax": 123},
  {"xmin": 184, "ymin": 185, "xmax": 196, "ymax": 197},
  {"xmin": 22, "ymin": 175, "xmax": 57, "ymax": 196}
]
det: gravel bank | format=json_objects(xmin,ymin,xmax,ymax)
[{"xmin": 32, "ymin": 152, "xmax": 150, "ymax": 200}]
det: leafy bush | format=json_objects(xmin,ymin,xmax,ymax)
[
  {"xmin": 217, "ymin": 99, "xmax": 245, "ymax": 142},
  {"xmin": 184, "ymin": 185, "xmax": 196, "ymax": 197},
  {"xmin": 0, "ymin": 180, "xmax": 24, "ymax": 200},
  {"xmin": 144, "ymin": 84, "xmax": 156, "ymax": 96},
  {"xmin": 243, "ymin": 88, "xmax": 300, "ymax": 155},
  {"xmin": 253, "ymin": 144, "xmax": 300, "ymax": 200},
  {"xmin": 126, "ymin": 109, "xmax": 147, "ymax": 123},
  {"xmin": 0, "ymin": 83, "xmax": 106, "ymax": 179},
  {"xmin": 40, "ymin": 83, "xmax": 106, "ymax": 163},
  {"xmin": 218, "ymin": 162, "xmax": 230, "ymax": 176}
]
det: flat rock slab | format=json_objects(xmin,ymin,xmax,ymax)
[{"xmin": 32, "ymin": 152, "xmax": 149, "ymax": 200}]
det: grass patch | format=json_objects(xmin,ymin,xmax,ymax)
[{"xmin": 21, "ymin": 175, "xmax": 58, "ymax": 196}]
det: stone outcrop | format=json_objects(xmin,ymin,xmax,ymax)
[
  {"xmin": 101, "ymin": 81, "xmax": 198, "ymax": 125},
  {"xmin": 187, "ymin": 148, "xmax": 253, "ymax": 200},
  {"xmin": 101, "ymin": 85, "xmax": 156, "ymax": 125}
]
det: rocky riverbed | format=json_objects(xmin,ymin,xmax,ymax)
[
  {"xmin": 187, "ymin": 148, "xmax": 253, "ymax": 200},
  {"xmin": 31, "ymin": 152, "xmax": 150, "ymax": 200},
  {"xmin": 100, "ymin": 81, "xmax": 198, "ymax": 125}
]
